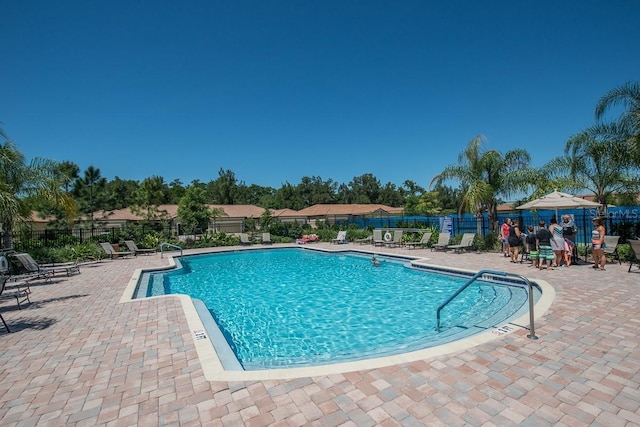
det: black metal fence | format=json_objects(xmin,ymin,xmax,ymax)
[{"xmin": 12, "ymin": 225, "xmax": 173, "ymax": 253}]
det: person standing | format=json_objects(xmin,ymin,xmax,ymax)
[
  {"xmin": 549, "ymin": 217, "xmax": 565, "ymax": 267},
  {"xmin": 562, "ymin": 214, "xmax": 578, "ymax": 266},
  {"xmin": 508, "ymin": 219, "xmax": 523, "ymax": 263},
  {"xmin": 591, "ymin": 217, "xmax": 607, "ymax": 270},
  {"xmin": 499, "ymin": 218, "xmax": 511, "ymax": 257},
  {"xmin": 562, "ymin": 215, "xmax": 577, "ymax": 242},
  {"xmin": 536, "ymin": 220, "xmax": 554, "ymax": 270},
  {"xmin": 526, "ymin": 225, "xmax": 539, "ymax": 268}
]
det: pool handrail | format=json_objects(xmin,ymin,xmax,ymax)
[
  {"xmin": 160, "ymin": 242, "xmax": 183, "ymax": 258},
  {"xmin": 436, "ymin": 269, "xmax": 538, "ymax": 340}
]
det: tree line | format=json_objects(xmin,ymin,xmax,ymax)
[{"xmin": 1, "ymin": 81, "xmax": 639, "ymax": 245}]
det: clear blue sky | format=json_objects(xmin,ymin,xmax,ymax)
[{"xmin": 2, "ymin": 1, "xmax": 639, "ymax": 190}]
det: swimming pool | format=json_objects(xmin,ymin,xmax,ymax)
[{"xmin": 134, "ymin": 248, "xmax": 541, "ymax": 371}]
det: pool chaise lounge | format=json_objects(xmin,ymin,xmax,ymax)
[
  {"xmin": 404, "ymin": 232, "xmax": 432, "ymax": 249},
  {"xmin": 11, "ymin": 252, "xmax": 79, "ymax": 277},
  {"xmin": 99, "ymin": 242, "xmax": 134, "ymax": 259},
  {"xmin": 447, "ymin": 233, "xmax": 476, "ymax": 253}
]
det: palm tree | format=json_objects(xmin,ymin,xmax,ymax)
[
  {"xmin": 595, "ymin": 81, "xmax": 640, "ymax": 165},
  {"xmin": 543, "ymin": 126, "xmax": 640, "ymax": 213},
  {"xmin": 431, "ymin": 135, "xmax": 538, "ymax": 234},
  {"xmin": 0, "ymin": 126, "xmax": 75, "ymax": 249}
]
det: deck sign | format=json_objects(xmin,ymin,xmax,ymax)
[
  {"xmin": 491, "ymin": 324, "xmax": 516, "ymax": 336},
  {"xmin": 193, "ymin": 329, "xmax": 208, "ymax": 340}
]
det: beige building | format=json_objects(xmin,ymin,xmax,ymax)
[{"xmin": 27, "ymin": 203, "xmax": 405, "ymax": 234}]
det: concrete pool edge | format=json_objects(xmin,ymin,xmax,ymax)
[{"xmin": 120, "ymin": 247, "xmax": 556, "ymax": 382}]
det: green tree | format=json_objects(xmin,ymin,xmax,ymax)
[
  {"xmin": 0, "ymin": 127, "xmax": 75, "ymax": 248},
  {"xmin": 595, "ymin": 81, "xmax": 640, "ymax": 165},
  {"xmin": 167, "ymin": 179, "xmax": 186, "ymax": 204},
  {"xmin": 209, "ymin": 169, "xmax": 240, "ymax": 204},
  {"xmin": 379, "ymin": 182, "xmax": 403, "ymax": 207},
  {"xmin": 55, "ymin": 161, "xmax": 80, "ymax": 193},
  {"xmin": 131, "ymin": 176, "xmax": 170, "ymax": 221},
  {"xmin": 177, "ymin": 186, "xmax": 211, "ymax": 235},
  {"xmin": 104, "ymin": 177, "xmax": 139, "ymax": 209},
  {"xmin": 72, "ymin": 166, "xmax": 107, "ymax": 229},
  {"xmin": 414, "ymin": 191, "xmax": 442, "ymax": 216},
  {"xmin": 543, "ymin": 126, "xmax": 640, "ymax": 214},
  {"xmin": 431, "ymin": 135, "xmax": 537, "ymax": 234},
  {"xmin": 345, "ymin": 173, "xmax": 381, "ymax": 204}
]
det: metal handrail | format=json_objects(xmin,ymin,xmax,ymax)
[
  {"xmin": 436, "ymin": 269, "xmax": 538, "ymax": 340},
  {"xmin": 160, "ymin": 243, "xmax": 183, "ymax": 258}
]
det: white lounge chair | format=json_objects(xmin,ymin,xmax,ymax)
[
  {"xmin": 239, "ymin": 233, "xmax": 252, "ymax": 245},
  {"xmin": 447, "ymin": 233, "xmax": 476, "ymax": 253},
  {"xmin": 603, "ymin": 235, "xmax": 621, "ymax": 264},
  {"xmin": 331, "ymin": 231, "xmax": 348, "ymax": 244},
  {"xmin": 373, "ymin": 230, "xmax": 386, "ymax": 247},
  {"xmin": 431, "ymin": 232, "xmax": 451, "ymax": 251},
  {"xmin": 384, "ymin": 230, "xmax": 403, "ymax": 248},
  {"xmin": 404, "ymin": 232, "xmax": 432, "ymax": 249},
  {"xmin": 261, "ymin": 233, "xmax": 272, "ymax": 244}
]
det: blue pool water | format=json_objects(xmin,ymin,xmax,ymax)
[{"xmin": 137, "ymin": 248, "xmax": 533, "ymax": 370}]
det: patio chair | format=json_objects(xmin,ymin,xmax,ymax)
[
  {"xmin": 603, "ymin": 235, "xmax": 621, "ymax": 264},
  {"xmin": 627, "ymin": 239, "xmax": 640, "ymax": 273},
  {"xmin": 372, "ymin": 230, "xmax": 386, "ymax": 247},
  {"xmin": 239, "ymin": 233, "xmax": 252, "ymax": 245},
  {"xmin": 431, "ymin": 232, "xmax": 451, "ymax": 251},
  {"xmin": 99, "ymin": 242, "xmax": 133, "ymax": 259},
  {"xmin": 404, "ymin": 232, "xmax": 432, "ymax": 249},
  {"xmin": 384, "ymin": 230, "xmax": 403, "ymax": 248},
  {"xmin": 261, "ymin": 233, "xmax": 272, "ymax": 244},
  {"xmin": 353, "ymin": 235, "xmax": 373, "ymax": 245},
  {"xmin": 331, "ymin": 230, "xmax": 348, "ymax": 244},
  {"xmin": 124, "ymin": 240, "xmax": 156, "ymax": 255},
  {"xmin": 12, "ymin": 252, "xmax": 80, "ymax": 277},
  {"xmin": 0, "ymin": 275, "xmax": 31, "ymax": 314},
  {"xmin": 447, "ymin": 233, "xmax": 476, "ymax": 254}
]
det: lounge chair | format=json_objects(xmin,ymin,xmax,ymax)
[
  {"xmin": 372, "ymin": 230, "xmax": 386, "ymax": 247},
  {"xmin": 628, "ymin": 239, "xmax": 640, "ymax": 272},
  {"xmin": 261, "ymin": 233, "xmax": 272, "ymax": 244},
  {"xmin": 384, "ymin": 230, "xmax": 403, "ymax": 248},
  {"xmin": 0, "ymin": 275, "xmax": 30, "ymax": 314},
  {"xmin": 431, "ymin": 232, "xmax": 451, "ymax": 251},
  {"xmin": 331, "ymin": 230, "xmax": 348, "ymax": 244},
  {"xmin": 239, "ymin": 233, "xmax": 252, "ymax": 245},
  {"xmin": 603, "ymin": 235, "xmax": 621, "ymax": 264},
  {"xmin": 404, "ymin": 232, "xmax": 432, "ymax": 249},
  {"xmin": 354, "ymin": 235, "xmax": 373, "ymax": 245},
  {"xmin": 296, "ymin": 234, "xmax": 319, "ymax": 244},
  {"xmin": 124, "ymin": 240, "xmax": 156, "ymax": 255},
  {"xmin": 10, "ymin": 253, "xmax": 67, "ymax": 280},
  {"xmin": 447, "ymin": 233, "xmax": 476, "ymax": 253},
  {"xmin": 99, "ymin": 242, "xmax": 133, "ymax": 259}
]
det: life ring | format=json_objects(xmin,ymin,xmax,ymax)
[
  {"xmin": 0, "ymin": 256, "xmax": 8, "ymax": 273},
  {"xmin": 384, "ymin": 231, "xmax": 392, "ymax": 242}
]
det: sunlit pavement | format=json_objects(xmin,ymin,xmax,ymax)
[{"xmin": 1, "ymin": 243, "xmax": 639, "ymax": 426}]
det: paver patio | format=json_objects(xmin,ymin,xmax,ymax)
[{"xmin": 1, "ymin": 243, "xmax": 639, "ymax": 426}]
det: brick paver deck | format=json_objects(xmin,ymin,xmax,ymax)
[{"xmin": 1, "ymin": 244, "xmax": 639, "ymax": 426}]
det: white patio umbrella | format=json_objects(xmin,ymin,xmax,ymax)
[{"xmin": 516, "ymin": 190, "xmax": 601, "ymax": 218}]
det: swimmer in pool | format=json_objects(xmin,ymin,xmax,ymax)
[{"xmin": 371, "ymin": 255, "xmax": 381, "ymax": 266}]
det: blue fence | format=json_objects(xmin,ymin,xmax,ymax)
[{"xmin": 348, "ymin": 206, "xmax": 640, "ymax": 244}]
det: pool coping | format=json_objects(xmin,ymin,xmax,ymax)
[{"xmin": 120, "ymin": 245, "xmax": 555, "ymax": 381}]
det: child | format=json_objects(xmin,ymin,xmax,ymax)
[{"xmin": 526, "ymin": 226, "xmax": 538, "ymax": 268}]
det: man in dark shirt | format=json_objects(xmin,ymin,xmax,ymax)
[{"xmin": 536, "ymin": 221, "xmax": 554, "ymax": 270}]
